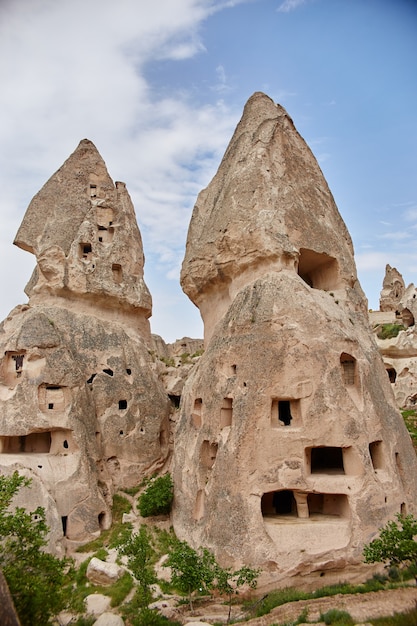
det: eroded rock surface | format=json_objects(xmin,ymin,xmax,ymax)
[
  {"xmin": 0, "ymin": 140, "xmax": 170, "ymax": 549},
  {"xmin": 374, "ymin": 282, "xmax": 417, "ymax": 408},
  {"xmin": 379, "ymin": 264, "xmax": 405, "ymax": 313},
  {"xmin": 173, "ymin": 92, "xmax": 417, "ymax": 579}
]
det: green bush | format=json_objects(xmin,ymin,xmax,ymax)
[
  {"xmin": 377, "ymin": 323, "xmax": 405, "ymax": 340},
  {"xmin": 320, "ymin": 608, "xmax": 353, "ymax": 624},
  {"xmin": 137, "ymin": 474, "xmax": 174, "ymax": 517},
  {"xmin": 0, "ymin": 472, "xmax": 68, "ymax": 626}
]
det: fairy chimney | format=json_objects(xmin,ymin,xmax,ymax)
[
  {"xmin": 173, "ymin": 93, "xmax": 417, "ymax": 579},
  {"xmin": 0, "ymin": 140, "xmax": 170, "ymax": 550},
  {"xmin": 379, "ymin": 264, "xmax": 405, "ymax": 313}
]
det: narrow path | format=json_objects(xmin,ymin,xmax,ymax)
[{"xmin": 237, "ymin": 587, "xmax": 417, "ymax": 625}]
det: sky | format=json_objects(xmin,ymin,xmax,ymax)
[{"xmin": 0, "ymin": 0, "xmax": 416, "ymax": 342}]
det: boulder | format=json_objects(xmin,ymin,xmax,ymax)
[{"xmin": 86, "ymin": 557, "xmax": 124, "ymax": 586}]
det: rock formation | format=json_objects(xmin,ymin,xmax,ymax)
[
  {"xmin": 374, "ymin": 282, "xmax": 417, "ymax": 408},
  {"xmin": 379, "ymin": 264, "xmax": 405, "ymax": 313},
  {"xmin": 0, "ymin": 140, "xmax": 170, "ymax": 550},
  {"xmin": 173, "ymin": 92, "xmax": 417, "ymax": 578}
]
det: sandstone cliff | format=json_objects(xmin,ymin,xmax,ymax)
[{"xmin": 173, "ymin": 92, "xmax": 417, "ymax": 579}]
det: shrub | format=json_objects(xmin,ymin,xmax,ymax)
[
  {"xmin": 377, "ymin": 323, "xmax": 405, "ymax": 340},
  {"xmin": 320, "ymin": 609, "xmax": 354, "ymax": 625},
  {"xmin": 137, "ymin": 474, "xmax": 174, "ymax": 517},
  {"xmin": 363, "ymin": 513, "xmax": 417, "ymax": 573}
]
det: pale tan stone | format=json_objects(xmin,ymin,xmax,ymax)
[
  {"xmin": 0, "ymin": 140, "xmax": 170, "ymax": 549},
  {"xmin": 374, "ymin": 282, "xmax": 417, "ymax": 408},
  {"xmin": 173, "ymin": 92, "xmax": 417, "ymax": 580},
  {"xmin": 86, "ymin": 557, "xmax": 124, "ymax": 586},
  {"xmin": 379, "ymin": 264, "xmax": 405, "ymax": 312}
]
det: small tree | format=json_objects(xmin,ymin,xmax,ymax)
[
  {"xmin": 165, "ymin": 540, "xmax": 216, "ymax": 610},
  {"xmin": 0, "ymin": 471, "xmax": 67, "ymax": 625},
  {"xmin": 215, "ymin": 564, "xmax": 260, "ymax": 622},
  {"xmin": 363, "ymin": 513, "xmax": 417, "ymax": 577},
  {"xmin": 137, "ymin": 474, "xmax": 174, "ymax": 517},
  {"xmin": 118, "ymin": 525, "xmax": 155, "ymax": 607}
]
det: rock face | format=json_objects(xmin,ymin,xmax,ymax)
[
  {"xmin": 379, "ymin": 264, "xmax": 405, "ymax": 313},
  {"xmin": 0, "ymin": 140, "xmax": 170, "ymax": 549},
  {"xmin": 375, "ymin": 282, "xmax": 417, "ymax": 408},
  {"xmin": 173, "ymin": 93, "xmax": 417, "ymax": 577}
]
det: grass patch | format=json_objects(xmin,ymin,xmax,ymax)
[
  {"xmin": 377, "ymin": 323, "xmax": 405, "ymax": 340},
  {"xmin": 320, "ymin": 608, "xmax": 353, "ymax": 624},
  {"xmin": 250, "ymin": 587, "xmax": 310, "ymax": 617},
  {"xmin": 67, "ymin": 559, "xmax": 133, "ymax": 612},
  {"xmin": 250, "ymin": 577, "xmax": 401, "ymax": 619},
  {"xmin": 370, "ymin": 608, "xmax": 417, "ymax": 625},
  {"xmin": 401, "ymin": 409, "xmax": 417, "ymax": 452},
  {"xmin": 108, "ymin": 571, "xmax": 134, "ymax": 607}
]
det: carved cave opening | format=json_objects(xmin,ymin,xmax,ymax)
[
  {"xmin": 98, "ymin": 512, "xmax": 108, "ymax": 530},
  {"xmin": 369, "ymin": 440, "xmax": 384, "ymax": 470},
  {"xmin": 307, "ymin": 446, "xmax": 345, "ymax": 474},
  {"xmin": 297, "ymin": 249, "xmax": 339, "ymax": 291},
  {"xmin": 97, "ymin": 226, "xmax": 114, "ymax": 244},
  {"xmin": 220, "ymin": 397, "xmax": 233, "ymax": 428},
  {"xmin": 118, "ymin": 399, "xmax": 127, "ymax": 410},
  {"xmin": 79, "ymin": 243, "xmax": 92, "ymax": 260},
  {"xmin": 340, "ymin": 353, "xmax": 357, "ymax": 386},
  {"xmin": 0, "ymin": 429, "xmax": 77, "ymax": 454},
  {"xmin": 271, "ymin": 399, "xmax": 300, "ymax": 427},
  {"xmin": 39, "ymin": 385, "xmax": 66, "ymax": 412},
  {"xmin": 192, "ymin": 398, "xmax": 202, "ymax": 428},
  {"xmin": 4, "ymin": 351, "xmax": 26, "ymax": 383},
  {"xmin": 169, "ymin": 394, "xmax": 181, "ymax": 408},
  {"xmin": 200, "ymin": 440, "xmax": 218, "ymax": 469},
  {"xmin": 112, "ymin": 263, "xmax": 122, "ymax": 283},
  {"xmin": 386, "ymin": 367, "xmax": 397, "ymax": 383},
  {"xmin": 402, "ymin": 308, "xmax": 415, "ymax": 328},
  {"xmin": 61, "ymin": 516, "xmax": 68, "ymax": 537},
  {"xmin": 261, "ymin": 489, "xmax": 349, "ymax": 519},
  {"xmin": 0, "ymin": 432, "xmax": 51, "ymax": 453}
]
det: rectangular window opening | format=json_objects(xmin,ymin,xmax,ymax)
[
  {"xmin": 271, "ymin": 398, "xmax": 301, "ymax": 427},
  {"xmin": 309, "ymin": 446, "xmax": 345, "ymax": 474}
]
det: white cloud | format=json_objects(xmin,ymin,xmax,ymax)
[
  {"xmin": 403, "ymin": 206, "xmax": 417, "ymax": 222},
  {"xmin": 0, "ymin": 0, "xmax": 245, "ymax": 339},
  {"xmin": 277, "ymin": 0, "xmax": 307, "ymax": 13},
  {"xmin": 356, "ymin": 251, "xmax": 392, "ymax": 272},
  {"xmin": 377, "ymin": 231, "xmax": 412, "ymax": 241}
]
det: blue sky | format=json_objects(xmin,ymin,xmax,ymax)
[{"xmin": 0, "ymin": 0, "xmax": 416, "ymax": 342}]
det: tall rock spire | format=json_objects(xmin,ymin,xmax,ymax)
[
  {"xmin": 15, "ymin": 139, "xmax": 151, "ymax": 340},
  {"xmin": 173, "ymin": 93, "xmax": 417, "ymax": 580},
  {"xmin": 0, "ymin": 141, "xmax": 169, "ymax": 550},
  {"xmin": 181, "ymin": 92, "xmax": 363, "ymax": 344}
]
